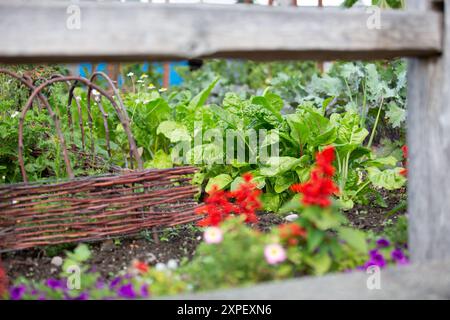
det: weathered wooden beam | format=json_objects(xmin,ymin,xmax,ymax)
[
  {"xmin": 169, "ymin": 260, "xmax": 450, "ymax": 299},
  {"xmin": 407, "ymin": 0, "xmax": 450, "ymax": 262},
  {"xmin": 0, "ymin": 1, "xmax": 443, "ymax": 63}
]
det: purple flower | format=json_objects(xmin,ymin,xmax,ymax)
[
  {"xmin": 117, "ymin": 283, "xmax": 136, "ymax": 299},
  {"xmin": 109, "ymin": 276, "xmax": 122, "ymax": 289},
  {"xmin": 46, "ymin": 278, "xmax": 64, "ymax": 290},
  {"xmin": 376, "ymin": 238, "xmax": 390, "ymax": 248},
  {"xmin": 10, "ymin": 285, "xmax": 27, "ymax": 300},
  {"xmin": 140, "ymin": 284, "xmax": 150, "ymax": 298},
  {"xmin": 95, "ymin": 279, "xmax": 105, "ymax": 290},
  {"xmin": 363, "ymin": 249, "xmax": 386, "ymax": 269},
  {"xmin": 73, "ymin": 292, "xmax": 89, "ymax": 300},
  {"xmin": 391, "ymin": 248, "xmax": 409, "ymax": 265}
]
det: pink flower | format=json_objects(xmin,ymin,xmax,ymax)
[
  {"xmin": 203, "ymin": 227, "xmax": 223, "ymax": 244},
  {"xmin": 264, "ymin": 244, "xmax": 286, "ymax": 265}
]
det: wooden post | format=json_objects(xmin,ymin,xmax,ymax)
[
  {"xmin": 407, "ymin": 0, "xmax": 450, "ymax": 262},
  {"xmin": 317, "ymin": 0, "xmax": 324, "ymax": 73},
  {"xmin": 162, "ymin": 0, "xmax": 170, "ymax": 89}
]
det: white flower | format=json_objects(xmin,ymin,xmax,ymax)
[
  {"xmin": 75, "ymin": 96, "xmax": 81, "ymax": 101},
  {"xmin": 148, "ymin": 84, "xmax": 156, "ymax": 90},
  {"xmin": 136, "ymin": 79, "xmax": 144, "ymax": 84},
  {"xmin": 167, "ymin": 259, "xmax": 178, "ymax": 270},
  {"xmin": 155, "ymin": 262, "xmax": 166, "ymax": 271},
  {"xmin": 140, "ymin": 74, "xmax": 149, "ymax": 79},
  {"xmin": 51, "ymin": 256, "xmax": 63, "ymax": 267},
  {"xmin": 134, "ymin": 99, "xmax": 141, "ymax": 104},
  {"xmin": 127, "ymin": 72, "xmax": 134, "ymax": 77},
  {"xmin": 158, "ymin": 88, "xmax": 167, "ymax": 93},
  {"xmin": 91, "ymin": 89, "xmax": 100, "ymax": 97},
  {"xmin": 284, "ymin": 214, "xmax": 299, "ymax": 222},
  {"xmin": 264, "ymin": 244, "xmax": 286, "ymax": 265},
  {"xmin": 11, "ymin": 111, "xmax": 19, "ymax": 118},
  {"xmin": 203, "ymin": 227, "xmax": 223, "ymax": 244}
]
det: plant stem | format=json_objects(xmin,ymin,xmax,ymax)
[
  {"xmin": 354, "ymin": 180, "xmax": 370, "ymax": 197},
  {"xmin": 367, "ymin": 96, "xmax": 384, "ymax": 149}
]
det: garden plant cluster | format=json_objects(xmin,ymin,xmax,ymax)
[{"xmin": 0, "ymin": 57, "xmax": 408, "ymax": 300}]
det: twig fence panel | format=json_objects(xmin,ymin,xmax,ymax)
[{"xmin": 0, "ymin": 69, "xmax": 200, "ymax": 252}]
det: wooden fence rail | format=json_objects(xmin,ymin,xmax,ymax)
[{"xmin": 0, "ymin": 2, "xmax": 443, "ymax": 62}]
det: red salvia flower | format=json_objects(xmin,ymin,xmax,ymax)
[
  {"xmin": 132, "ymin": 260, "xmax": 149, "ymax": 274},
  {"xmin": 196, "ymin": 173, "xmax": 262, "ymax": 226},
  {"xmin": 315, "ymin": 145, "xmax": 336, "ymax": 177},
  {"xmin": 0, "ymin": 261, "xmax": 8, "ymax": 298},
  {"xmin": 291, "ymin": 146, "xmax": 339, "ymax": 208},
  {"xmin": 279, "ymin": 223, "xmax": 307, "ymax": 246},
  {"xmin": 400, "ymin": 145, "xmax": 408, "ymax": 177}
]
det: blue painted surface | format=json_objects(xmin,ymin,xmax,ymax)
[{"xmin": 77, "ymin": 61, "xmax": 188, "ymax": 86}]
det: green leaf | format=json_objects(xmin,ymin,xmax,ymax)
[
  {"xmin": 209, "ymin": 104, "xmax": 241, "ymax": 129},
  {"xmin": 278, "ymin": 194, "xmax": 302, "ymax": 214},
  {"xmin": 144, "ymin": 150, "xmax": 173, "ymax": 169},
  {"xmin": 205, "ymin": 174, "xmax": 233, "ymax": 193},
  {"xmin": 305, "ymin": 252, "xmax": 332, "ymax": 275},
  {"xmin": 263, "ymin": 91, "xmax": 284, "ymax": 112},
  {"xmin": 364, "ymin": 155, "xmax": 398, "ymax": 168},
  {"xmin": 188, "ymin": 77, "xmax": 219, "ymax": 110},
  {"xmin": 260, "ymin": 157, "xmax": 302, "ymax": 177},
  {"xmin": 286, "ymin": 108, "xmax": 336, "ymax": 148},
  {"xmin": 157, "ymin": 121, "xmax": 191, "ymax": 142},
  {"xmin": 261, "ymin": 193, "xmax": 280, "ymax": 212},
  {"xmin": 385, "ymin": 102, "xmax": 406, "ymax": 128},
  {"xmin": 307, "ymin": 229, "xmax": 325, "ymax": 252},
  {"xmin": 230, "ymin": 177, "xmax": 245, "ymax": 191},
  {"xmin": 338, "ymin": 227, "xmax": 368, "ymax": 253},
  {"xmin": 274, "ymin": 172, "xmax": 297, "ymax": 193},
  {"xmin": 367, "ymin": 167, "xmax": 406, "ymax": 190},
  {"xmin": 251, "ymin": 96, "xmax": 283, "ymax": 122},
  {"xmin": 302, "ymin": 207, "xmax": 347, "ymax": 230},
  {"xmin": 331, "ymin": 112, "xmax": 368, "ymax": 155}
]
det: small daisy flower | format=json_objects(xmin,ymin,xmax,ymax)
[
  {"xmin": 167, "ymin": 259, "xmax": 178, "ymax": 270},
  {"xmin": 91, "ymin": 89, "xmax": 100, "ymax": 97},
  {"xmin": 158, "ymin": 88, "xmax": 167, "ymax": 93},
  {"xmin": 127, "ymin": 72, "xmax": 134, "ymax": 77},
  {"xmin": 203, "ymin": 227, "xmax": 223, "ymax": 244},
  {"xmin": 264, "ymin": 244, "xmax": 286, "ymax": 265},
  {"xmin": 154, "ymin": 263, "xmax": 166, "ymax": 271},
  {"xmin": 11, "ymin": 111, "xmax": 19, "ymax": 118}
]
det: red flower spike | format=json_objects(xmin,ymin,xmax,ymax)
[
  {"xmin": 132, "ymin": 260, "xmax": 149, "ymax": 274},
  {"xmin": 242, "ymin": 173, "xmax": 253, "ymax": 183},
  {"xmin": 196, "ymin": 174, "xmax": 262, "ymax": 227},
  {"xmin": 402, "ymin": 145, "xmax": 408, "ymax": 159},
  {"xmin": 0, "ymin": 261, "xmax": 8, "ymax": 298},
  {"xmin": 291, "ymin": 146, "xmax": 339, "ymax": 208},
  {"xmin": 279, "ymin": 223, "xmax": 307, "ymax": 246},
  {"xmin": 400, "ymin": 145, "xmax": 408, "ymax": 177}
]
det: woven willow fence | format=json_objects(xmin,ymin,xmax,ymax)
[{"xmin": 0, "ymin": 69, "xmax": 200, "ymax": 251}]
